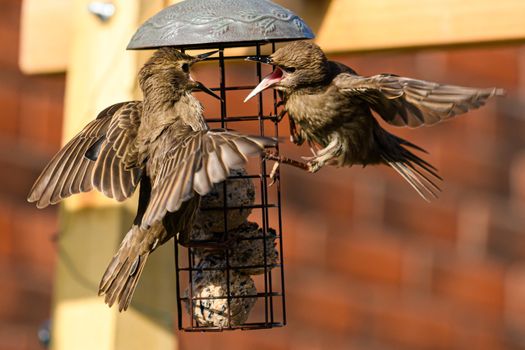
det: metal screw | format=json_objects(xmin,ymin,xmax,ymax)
[{"xmin": 88, "ymin": 2, "xmax": 116, "ymax": 22}]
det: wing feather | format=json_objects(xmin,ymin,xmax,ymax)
[
  {"xmin": 27, "ymin": 110, "xmax": 114, "ymax": 208},
  {"xmin": 334, "ymin": 73, "xmax": 504, "ymax": 128},
  {"xmin": 28, "ymin": 101, "xmax": 142, "ymax": 208},
  {"xmin": 92, "ymin": 101, "xmax": 143, "ymax": 201},
  {"xmin": 140, "ymin": 129, "xmax": 274, "ymax": 228}
]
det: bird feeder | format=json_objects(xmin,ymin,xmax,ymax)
[{"xmin": 127, "ymin": 0, "xmax": 314, "ymax": 331}]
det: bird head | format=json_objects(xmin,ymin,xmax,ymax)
[
  {"xmin": 244, "ymin": 41, "xmax": 329, "ymax": 102},
  {"xmin": 138, "ymin": 47, "xmax": 221, "ymax": 100}
]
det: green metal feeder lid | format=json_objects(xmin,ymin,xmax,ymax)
[{"xmin": 127, "ymin": 0, "xmax": 315, "ymax": 50}]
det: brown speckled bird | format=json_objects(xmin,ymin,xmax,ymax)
[
  {"xmin": 245, "ymin": 41, "xmax": 504, "ymax": 200},
  {"xmin": 28, "ymin": 48, "xmax": 274, "ymax": 311}
]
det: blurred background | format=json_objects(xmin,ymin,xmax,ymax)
[{"xmin": 2, "ymin": 0, "xmax": 525, "ymax": 349}]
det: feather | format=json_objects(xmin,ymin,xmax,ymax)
[
  {"xmin": 140, "ymin": 129, "xmax": 274, "ymax": 229},
  {"xmin": 27, "ymin": 101, "xmax": 141, "ymax": 207},
  {"xmin": 334, "ymin": 73, "xmax": 504, "ymax": 128}
]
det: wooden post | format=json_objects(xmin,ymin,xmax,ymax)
[
  {"xmin": 316, "ymin": 0, "xmax": 525, "ymax": 53},
  {"xmin": 50, "ymin": 1, "xmax": 177, "ymax": 349}
]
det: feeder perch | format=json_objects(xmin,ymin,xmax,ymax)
[{"xmin": 127, "ymin": 0, "xmax": 314, "ymax": 331}]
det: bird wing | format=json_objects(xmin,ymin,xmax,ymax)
[
  {"xmin": 92, "ymin": 101, "xmax": 143, "ymax": 201},
  {"xmin": 27, "ymin": 101, "xmax": 141, "ymax": 208},
  {"xmin": 333, "ymin": 73, "xmax": 504, "ymax": 128},
  {"xmin": 140, "ymin": 129, "xmax": 274, "ymax": 229}
]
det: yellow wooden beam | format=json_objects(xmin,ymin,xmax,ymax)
[
  {"xmin": 51, "ymin": 1, "xmax": 177, "ymax": 349},
  {"xmin": 53, "ymin": 208, "xmax": 176, "ymax": 350},
  {"xmin": 316, "ymin": 0, "xmax": 525, "ymax": 53},
  {"xmin": 19, "ymin": 0, "xmax": 73, "ymax": 74}
]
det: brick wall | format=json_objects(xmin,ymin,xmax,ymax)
[
  {"xmin": 0, "ymin": 1, "xmax": 64, "ymax": 349},
  {"xmin": 179, "ymin": 47, "xmax": 525, "ymax": 349}
]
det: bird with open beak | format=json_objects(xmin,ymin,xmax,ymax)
[
  {"xmin": 245, "ymin": 41, "xmax": 504, "ymax": 200},
  {"xmin": 28, "ymin": 47, "xmax": 275, "ymax": 311}
]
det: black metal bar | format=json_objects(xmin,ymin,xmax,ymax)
[
  {"xmin": 181, "ymin": 322, "xmax": 284, "ymax": 332},
  {"xmin": 200, "ymin": 203, "xmax": 278, "ymax": 211},
  {"xmin": 206, "ymin": 85, "xmax": 258, "ymax": 91},
  {"xmin": 182, "ymin": 47, "xmax": 196, "ymax": 329},
  {"xmin": 200, "ymin": 55, "xmax": 257, "ymax": 61},
  {"xmin": 176, "ymin": 42, "xmax": 286, "ymax": 332},
  {"xmin": 272, "ymin": 40, "xmax": 287, "ymax": 326},
  {"xmin": 227, "ymin": 174, "xmax": 273, "ymax": 180},
  {"xmin": 255, "ymin": 43, "xmax": 271, "ymax": 326},
  {"xmin": 174, "ymin": 238, "xmax": 183, "ymax": 329},
  {"xmin": 205, "ymin": 115, "xmax": 278, "ymax": 123},
  {"xmin": 181, "ymin": 292, "xmax": 283, "ymax": 301},
  {"xmin": 187, "ymin": 243, "xmax": 195, "ymax": 328},
  {"xmin": 179, "ymin": 264, "xmax": 283, "ymax": 272},
  {"xmin": 218, "ymin": 47, "xmax": 233, "ymax": 329}
]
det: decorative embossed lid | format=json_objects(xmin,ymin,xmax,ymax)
[{"xmin": 127, "ymin": 0, "xmax": 315, "ymax": 50}]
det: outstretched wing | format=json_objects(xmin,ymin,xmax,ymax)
[
  {"xmin": 27, "ymin": 101, "xmax": 142, "ymax": 208},
  {"xmin": 92, "ymin": 101, "xmax": 143, "ymax": 201},
  {"xmin": 333, "ymin": 73, "xmax": 504, "ymax": 128},
  {"xmin": 140, "ymin": 129, "xmax": 275, "ymax": 228}
]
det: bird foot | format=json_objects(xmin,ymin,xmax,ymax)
[
  {"xmin": 290, "ymin": 132, "xmax": 304, "ymax": 145},
  {"xmin": 306, "ymin": 160, "xmax": 322, "ymax": 173},
  {"xmin": 264, "ymin": 151, "xmax": 310, "ymax": 176},
  {"xmin": 275, "ymin": 108, "xmax": 287, "ymax": 122},
  {"xmin": 268, "ymin": 161, "xmax": 280, "ymax": 186}
]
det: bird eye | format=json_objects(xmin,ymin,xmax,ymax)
[
  {"xmin": 281, "ymin": 66, "xmax": 296, "ymax": 74},
  {"xmin": 182, "ymin": 63, "xmax": 190, "ymax": 73}
]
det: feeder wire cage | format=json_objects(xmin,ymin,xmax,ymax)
[{"xmin": 127, "ymin": 0, "xmax": 314, "ymax": 331}]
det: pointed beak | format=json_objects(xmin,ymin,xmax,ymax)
[
  {"xmin": 195, "ymin": 50, "xmax": 219, "ymax": 61},
  {"xmin": 244, "ymin": 67, "xmax": 284, "ymax": 102},
  {"xmin": 193, "ymin": 81, "xmax": 223, "ymax": 101},
  {"xmin": 245, "ymin": 56, "xmax": 273, "ymax": 65}
]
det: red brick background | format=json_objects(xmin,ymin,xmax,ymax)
[
  {"xmin": 3, "ymin": 1, "xmax": 525, "ymax": 349},
  {"xmin": 0, "ymin": 1, "xmax": 63, "ymax": 349},
  {"xmin": 179, "ymin": 38, "xmax": 525, "ymax": 350}
]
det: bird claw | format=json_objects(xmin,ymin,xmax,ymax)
[
  {"xmin": 274, "ymin": 109, "xmax": 287, "ymax": 123},
  {"xmin": 290, "ymin": 132, "xmax": 304, "ymax": 145},
  {"xmin": 268, "ymin": 161, "xmax": 280, "ymax": 186},
  {"xmin": 302, "ymin": 156, "xmax": 324, "ymax": 172},
  {"xmin": 307, "ymin": 160, "xmax": 322, "ymax": 173},
  {"xmin": 276, "ymin": 100, "xmax": 286, "ymax": 108}
]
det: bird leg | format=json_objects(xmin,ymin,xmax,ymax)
[
  {"xmin": 289, "ymin": 117, "xmax": 306, "ymax": 145},
  {"xmin": 275, "ymin": 100, "xmax": 286, "ymax": 109},
  {"xmin": 275, "ymin": 108, "xmax": 287, "ymax": 122},
  {"xmin": 301, "ymin": 137, "xmax": 342, "ymax": 173},
  {"xmin": 274, "ymin": 107, "xmax": 305, "ymax": 145},
  {"xmin": 264, "ymin": 151, "xmax": 310, "ymax": 185}
]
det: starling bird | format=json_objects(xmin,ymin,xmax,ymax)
[
  {"xmin": 28, "ymin": 48, "xmax": 274, "ymax": 311},
  {"xmin": 245, "ymin": 41, "xmax": 504, "ymax": 200}
]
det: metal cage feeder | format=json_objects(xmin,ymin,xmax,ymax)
[{"xmin": 127, "ymin": 0, "xmax": 314, "ymax": 332}]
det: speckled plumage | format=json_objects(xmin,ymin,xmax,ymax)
[
  {"xmin": 28, "ymin": 47, "xmax": 274, "ymax": 311},
  {"xmin": 247, "ymin": 41, "xmax": 504, "ymax": 200}
]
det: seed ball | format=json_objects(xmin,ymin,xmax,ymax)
[
  {"xmin": 185, "ymin": 257, "xmax": 257, "ymax": 327},
  {"xmin": 190, "ymin": 222, "xmax": 278, "ymax": 274},
  {"xmin": 227, "ymin": 222, "xmax": 279, "ymax": 275},
  {"xmin": 195, "ymin": 168, "xmax": 255, "ymax": 233}
]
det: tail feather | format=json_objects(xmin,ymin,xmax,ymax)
[
  {"xmin": 377, "ymin": 129, "xmax": 442, "ymax": 201},
  {"xmin": 118, "ymin": 254, "xmax": 149, "ymax": 311},
  {"xmin": 382, "ymin": 154, "xmax": 440, "ymax": 201},
  {"xmin": 98, "ymin": 226, "xmax": 150, "ymax": 311}
]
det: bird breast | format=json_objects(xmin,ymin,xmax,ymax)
[
  {"xmin": 176, "ymin": 94, "xmax": 206, "ymax": 132},
  {"xmin": 286, "ymin": 89, "xmax": 346, "ymax": 145}
]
